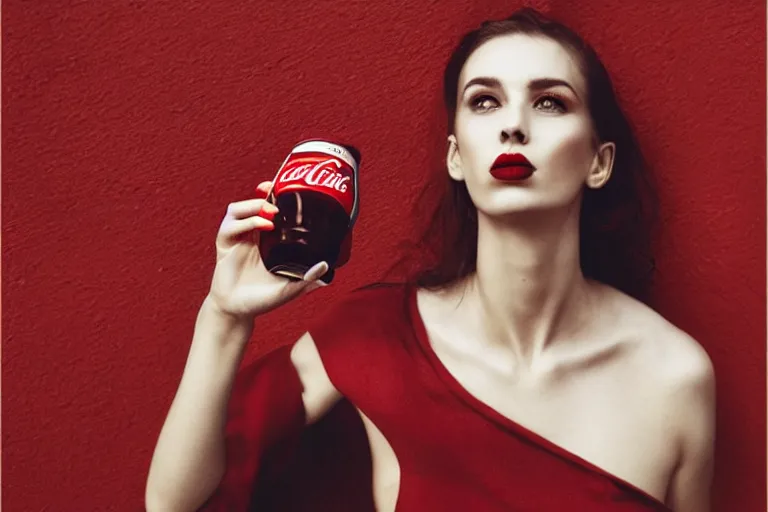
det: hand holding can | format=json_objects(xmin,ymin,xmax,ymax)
[
  {"xmin": 258, "ymin": 139, "xmax": 361, "ymax": 284},
  {"xmin": 205, "ymin": 180, "xmax": 330, "ymax": 320}
]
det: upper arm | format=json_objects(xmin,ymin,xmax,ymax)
[
  {"xmin": 666, "ymin": 342, "xmax": 716, "ymax": 512},
  {"xmin": 291, "ymin": 332, "xmax": 343, "ymax": 425}
]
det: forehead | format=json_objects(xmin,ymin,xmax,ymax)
[{"xmin": 459, "ymin": 34, "xmax": 585, "ymax": 95}]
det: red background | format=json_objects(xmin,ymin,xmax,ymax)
[{"xmin": 3, "ymin": 1, "xmax": 765, "ymax": 510}]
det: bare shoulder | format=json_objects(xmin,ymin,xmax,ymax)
[
  {"xmin": 604, "ymin": 286, "xmax": 715, "ymax": 392},
  {"xmin": 601, "ymin": 287, "xmax": 717, "ymax": 508},
  {"xmin": 605, "ymin": 286, "xmax": 716, "ymax": 452}
]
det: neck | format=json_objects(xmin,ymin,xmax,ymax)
[{"xmin": 462, "ymin": 204, "xmax": 593, "ymax": 365}]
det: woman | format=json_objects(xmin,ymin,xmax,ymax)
[{"xmin": 146, "ymin": 8, "xmax": 715, "ymax": 512}]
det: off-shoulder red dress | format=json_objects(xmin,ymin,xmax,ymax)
[{"xmin": 199, "ymin": 284, "xmax": 672, "ymax": 511}]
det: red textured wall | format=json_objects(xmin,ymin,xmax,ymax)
[{"xmin": 3, "ymin": 1, "xmax": 765, "ymax": 511}]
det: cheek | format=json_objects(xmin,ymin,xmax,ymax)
[
  {"xmin": 541, "ymin": 123, "xmax": 594, "ymax": 175},
  {"xmin": 455, "ymin": 116, "xmax": 498, "ymax": 167}
]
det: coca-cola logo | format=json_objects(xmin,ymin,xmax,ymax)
[{"xmin": 279, "ymin": 158, "xmax": 351, "ymax": 193}]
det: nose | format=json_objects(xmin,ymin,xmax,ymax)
[
  {"xmin": 502, "ymin": 128, "xmax": 527, "ymax": 144},
  {"xmin": 500, "ymin": 104, "xmax": 528, "ymax": 145}
]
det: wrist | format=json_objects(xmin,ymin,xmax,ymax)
[
  {"xmin": 199, "ymin": 296, "xmax": 256, "ymax": 342},
  {"xmin": 201, "ymin": 295, "xmax": 254, "ymax": 324}
]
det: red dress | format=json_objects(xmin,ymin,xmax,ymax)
[{"xmin": 200, "ymin": 283, "xmax": 672, "ymax": 511}]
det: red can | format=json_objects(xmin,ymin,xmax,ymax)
[{"xmin": 259, "ymin": 139, "xmax": 361, "ymax": 284}]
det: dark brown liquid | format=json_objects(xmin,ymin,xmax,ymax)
[{"xmin": 259, "ymin": 190, "xmax": 350, "ymax": 284}]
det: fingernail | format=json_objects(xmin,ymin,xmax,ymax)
[
  {"xmin": 303, "ymin": 262, "xmax": 328, "ymax": 282},
  {"xmin": 259, "ymin": 209, "xmax": 276, "ymax": 221}
]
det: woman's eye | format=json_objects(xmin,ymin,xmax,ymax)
[
  {"xmin": 468, "ymin": 93, "xmax": 567, "ymax": 113},
  {"xmin": 534, "ymin": 95, "xmax": 567, "ymax": 112},
  {"xmin": 470, "ymin": 95, "xmax": 499, "ymax": 112}
]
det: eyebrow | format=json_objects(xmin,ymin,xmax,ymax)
[{"xmin": 462, "ymin": 76, "xmax": 580, "ymax": 99}]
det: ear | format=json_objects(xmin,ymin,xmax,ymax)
[
  {"xmin": 585, "ymin": 141, "xmax": 615, "ymax": 189},
  {"xmin": 446, "ymin": 135, "xmax": 465, "ymax": 182}
]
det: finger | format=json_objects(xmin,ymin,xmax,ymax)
[
  {"xmin": 303, "ymin": 280, "xmax": 328, "ymax": 294},
  {"xmin": 283, "ymin": 275, "xmax": 327, "ymax": 298},
  {"xmin": 256, "ymin": 181, "xmax": 273, "ymax": 196},
  {"xmin": 254, "ymin": 181, "xmax": 275, "ymax": 201},
  {"xmin": 226, "ymin": 199, "xmax": 278, "ymax": 220},
  {"xmin": 218, "ymin": 215, "xmax": 274, "ymax": 242},
  {"xmin": 302, "ymin": 261, "xmax": 329, "ymax": 282}
]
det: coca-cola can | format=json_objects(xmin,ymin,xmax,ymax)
[{"xmin": 258, "ymin": 139, "xmax": 361, "ymax": 284}]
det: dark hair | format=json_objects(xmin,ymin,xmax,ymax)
[{"xmin": 388, "ymin": 7, "xmax": 658, "ymax": 302}]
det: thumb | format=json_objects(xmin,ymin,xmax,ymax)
[
  {"xmin": 283, "ymin": 261, "xmax": 330, "ymax": 296},
  {"xmin": 302, "ymin": 280, "xmax": 329, "ymax": 295},
  {"xmin": 302, "ymin": 261, "xmax": 330, "ymax": 282}
]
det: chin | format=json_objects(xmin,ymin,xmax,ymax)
[
  {"xmin": 475, "ymin": 186, "xmax": 543, "ymax": 210},
  {"xmin": 469, "ymin": 178, "xmax": 581, "ymax": 215},
  {"xmin": 481, "ymin": 204, "xmax": 553, "ymax": 219},
  {"xmin": 475, "ymin": 191, "xmax": 580, "ymax": 219}
]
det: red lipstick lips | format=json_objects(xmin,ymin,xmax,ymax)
[{"xmin": 490, "ymin": 153, "xmax": 535, "ymax": 181}]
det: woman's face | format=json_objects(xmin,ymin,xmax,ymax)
[{"xmin": 448, "ymin": 34, "xmax": 614, "ymax": 218}]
